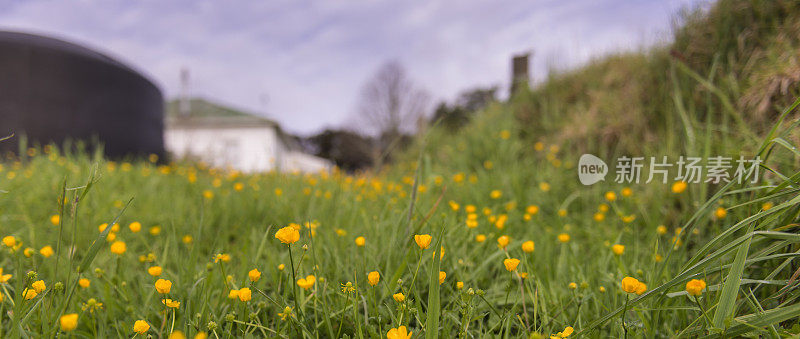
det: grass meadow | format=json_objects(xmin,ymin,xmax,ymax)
[
  {"xmin": 2, "ymin": 1, "xmax": 800, "ymax": 337},
  {"xmin": 0, "ymin": 94, "xmax": 798, "ymax": 338}
]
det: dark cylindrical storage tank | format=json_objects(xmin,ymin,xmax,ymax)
[{"xmin": 0, "ymin": 31, "xmax": 164, "ymax": 158}]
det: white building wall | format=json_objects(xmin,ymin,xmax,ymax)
[
  {"xmin": 282, "ymin": 151, "xmax": 332, "ymax": 173},
  {"xmin": 164, "ymin": 126, "xmax": 280, "ymax": 172}
]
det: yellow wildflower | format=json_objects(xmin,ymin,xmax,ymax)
[
  {"xmin": 414, "ymin": 234, "xmax": 432, "ymax": 249},
  {"xmin": 60, "ymin": 313, "xmax": 78, "ymax": 332},
  {"xmin": 249, "ymin": 269, "xmax": 261, "ymax": 282},
  {"xmin": 155, "ymin": 279, "xmax": 172, "ymax": 294},
  {"xmin": 685, "ymin": 279, "xmax": 706, "ymax": 296},
  {"xmin": 387, "ymin": 326, "xmax": 412, "ymax": 339},
  {"xmin": 355, "ymin": 236, "xmax": 366, "ymax": 247},
  {"xmin": 133, "ymin": 320, "xmax": 150, "ymax": 334},
  {"xmin": 503, "ymin": 258, "xmax": 520, "ymax": 272},
  {"xmin": 148, "ymin": 266, "xmax": 162, "ymax": 277},
  {"xmin": 275, "ymin": 226, "xmax": 300, "ymax": 244}
]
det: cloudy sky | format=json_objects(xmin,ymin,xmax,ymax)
[{"xmin": 0, "ymin": 0, "xmax": 705, "ymax": 135}]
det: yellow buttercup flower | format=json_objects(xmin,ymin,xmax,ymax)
[
  {"xmin": 23, "ymin": 288, "xmax": 38, "ymax": 300},
  {"xmin": 635, "ymin": 282, "xmax": 647, "ymax": 295},
  {"xmin": 24, "ymin": 248, "xmax": 34, "ymax": 257},
  {"xmin": 456, "ymin": 281, "xmax": 464, "ymax": 289},
  {"xmin": 149, "ymin": 226, "xmax": 161, "ymax": 236},
  {"xmin": 249, "ymin": 269, "xmax": 261, "ymax": 282},
  {"xmin": 278, "ymin": 264, "xmax": 285, "ymax": 271},
  {"xmin": 540, "ymin": 182, "xmax": 551, "ymax": 192},
  {"xmin": 213, "ymin": 253, "xmax": 231, "ymax": 263},
  {"xmin": 3, "ymin": 236, "xmax": 16, "ymax": 248},
  {"xmin": 368, "ymin": 271, "xmax": 380, "ymax": 286},
  {"xmin": 354, "ymin": 236, "xmax": 366, "ymax": 247},
  {"xmin": 393, "ymin": 293, "xmax": 405, "ymax": 302},
  {"xmin": 621, "ymin": 187, "xmax": 633, "ymax": 197},
  {"xmin": 714, "ymin": 207, "xmax": 727, "ymax": 219},
  {"xmin": 557, "ymin": 209, "xmax": 567, "ymax": 217},
  {"xmin": 98, "ymin": 223, "xmax": 115, "ymax": 233},
  {"xmin": 182, "ymin": 235, "xmax": 193, "ymax": 244},
  {"xmin": 40, "ymin": 245, "xmax": 54, "ymax": 258},
  {"xmin": 78, "ymin": 278, "xmax": 90, "ymax": 288},
  {"xmin": 32, "ymin": 280, "xmax": 46, "ymax": 293},
  {"xmin": 168, "ymin": 331, "xmax": 186, "ymax": 339},
  {"xmin": 490, "ymin": 190, "xmax": 502, "ymax": 199},
  {"xmin": 109, "ymin": 241, "xmax": 126, "ymax": 255},
  {"xmin": 526, "ymin": 205, "xmax": 539, "ymax": 215},
  {"xmin": 448, "ymin": 200, "xmax": 460, "ymax": 211},
  {"xmin": 438, "ymin": 271, "xmax": 446, "ymax": 285},
  {"xmin": 685, "ymin": 279, "xmax": 706, "ymax": 296},
  {"xmin": 128, "ymin": 221, "xmax": 142, "ymax": 233},
  {"xmin": 605, "ymin": 191, "xmax": 617, "ymax": 202},
  {"xmin": 621, "ymin": 277, "xmax": 640, "ymax": 294},
  {"xmin": 202, "ymin": 190, "xmax": 214, "ymax": 199},
  {"xmin": 497, "ymin": 235, "xmax": 510, "ymax": 249},
  {"xmin": 656, "ymin": 225, "xmax": 667, "ymax": 235},
  {"xmin": 133, "ymin": 320, "xmax": 150, "ymax": 334},
  {"xmin": 503, "ymin": 258, "xmax": 520, "ymax": 272},
  {"xmin": 297, "ymin": 275, "xmax": 316, "ymax": 290},
  {"xmin": 162, "ymin": 298, "xmax": 181, "ymax": 308},
  {"xmin": 558, "ymin": 233, "xmax": 570, "ymax": 243},
  {"xmin": 568, "ymin": 282, "xmax": 577, "ymax": 290},
  {"xmin": 414, "ymin": 234, "xmax": 432, "ymax": 249},
  {"xmin": 521, "ymin": 241, "xmax": 535, "ymax": 253},
  {"xmin": 672, "ymin": 181, "xmax": 687, "ymax": 193},
  {"xmin": 386, "ymin": 325, "xmax": 412, "ymax": 339},
  {"xmin": 593, "ymin": 212, "xmax": 605, "ymax": 222},
  {"xmin": 551, "ymin": 326, "xmax": 574, "ymax": 338},
  {"xmin": 762, "ymin": 202, "xmax": 773, "ymax": 211},
  {"xmin": 148, "ymin": 266, "xmax": 163, "ymax": 277},
  {"xmin": 475, "ymin": 234, "xmax": 486, "ymax": 243},
  {"xmin": 612, "ymin": 244, "xmax": 625, "ymax": 256},
  {"xmin": 50, "ymin": 215, "xmax": 60, "ymax": 226},
  {"xmin": 228, "ymin": 289, "xmax": 239, "ymax": 299},
  {"xmin": 155, "ymin": 279, "xmax": 172, "ymax": 294},
  {"xmin": 494, "ymin": 214, "xmax": 508, "ymax": 229},
  {"xmin": 278, "ymin": 306, "xmax": 293, "ymax": 320},
  {"xmin": 238, "ymin": 287, "xmax": 252, "ymax": 302},
  {"xmin": 275, "ymin": 226, "xmax": 300, "ymax": 245},
  {"xmin": 59, "ymin": 313, "xmax": 78, "ymax": 332}
]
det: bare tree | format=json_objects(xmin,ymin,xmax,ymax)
[{"xmin": 356, "ymin": 61, "xmax": 429, "ymax": 141}]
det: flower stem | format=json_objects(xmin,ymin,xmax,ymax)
[
  {"xmin": 694, "ymin": 295, "xmax": 712, "ymax": 325},
  {"xmin": 622, "ymin": 295, "xmax": 629, "ymax": 339},
  {"xmin": 288, "ymin": 245, "xmax": 301, "ymax": 318}
]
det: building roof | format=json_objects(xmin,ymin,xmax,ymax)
[
  {"xmin": 165, "ymin": 97, "xmax": 309, "ymax": 152},
  {"xmin": 165, "ymin": 98, "xmax": 277, "ymax": 128}
]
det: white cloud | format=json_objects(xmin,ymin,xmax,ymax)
[{"xmin": 0, "ymin": 0, "xmax": 704, "ymax": 135}]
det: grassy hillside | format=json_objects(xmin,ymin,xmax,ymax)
[{"xmin": 507, "ymin": 0, "xmax": 800, "ymax": 159}]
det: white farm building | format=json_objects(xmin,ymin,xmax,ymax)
[{"xmin": 164, "ymin": 98, "xmax": 331, "ymax": 173}]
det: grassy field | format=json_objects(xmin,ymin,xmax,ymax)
[
  {"xmin": 2, "ymin": 1, "xmax": 800, "ymax": 338},
  {"xmin": 0, "ymin": 95, "xmax": 798, "ymax": 338}
]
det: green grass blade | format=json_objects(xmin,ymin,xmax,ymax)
[
  {"xmin": 425, "ymin": 226, "xmax": 445, "ymax": 339},
  {"xmin": 712, "ymin": 223, "xmax": 755, "ymax": 329},
  {"xmin": 77, "ymin": 198, "xmax": 133, "ymax": 273}
]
